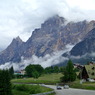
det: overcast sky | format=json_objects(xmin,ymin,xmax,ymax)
[{"xmin": 0, "ymin": 0, "xmax": 95, "ymax": 50}]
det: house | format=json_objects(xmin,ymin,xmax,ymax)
[
  {"xmin": 81, "ymin": 63, "xmax": 95, "ymax": 80},
  {"xmin": 14, "ymin": 70, "xmax": 26, "ymax": 76},
  {"xmin": 20, "ymin": 70, "xmax": 26, "ymax": 75},
  {"xmin": 73, "ymin": 63, "xmax": 83, "ymax": 69}
]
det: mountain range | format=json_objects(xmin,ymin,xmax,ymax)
[{"xmin": 0, "ymin": 15, "xmax": 95, "ymax": 65}]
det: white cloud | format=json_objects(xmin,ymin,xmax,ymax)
[
  {"xmin": 0, "ymin": 51, "xmax": 68, "ymax": 71},
  {"xmin": 0, "ymin": 44, "xmax": 74, "ymax": 71},
  {"xmin": 0, "ymin": 0, "xmax": 95, "ymax": 49}
]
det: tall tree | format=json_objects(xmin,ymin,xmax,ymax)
[
  {"xmin": 54, "ymin": 66, "xmax": 59, "ymax": 73},
  {"xmin": 25, "ymin": 64, "xmax": 44, "ymax": 78},
  {"xmin": 32, "ymin": 71, "xmax": 39, "ymax": 79},
  {"xmin": 0, "ymin": 70, "xmax": 12, "ymax": 95},
  {"xmin": 61, "ymin": 60, "xmax": 76, "ymax": 82},
  {"xmin": 9, "ymin": 66, "xmax": 14, "ymax": 79}
]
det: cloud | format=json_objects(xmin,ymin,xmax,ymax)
[
  {"xmin": 0, "ymin": 51, "xmax": 68, "ymax": 71},
  {"xmin": 0, "ymin": 44, "xmax": 74, "ymax": 71},
  {"xmin": 0, "ymin": 0, "xmax": 95, "ymax": 49}
]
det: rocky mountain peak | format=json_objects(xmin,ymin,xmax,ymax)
[
  {"xmin": 13, "ymin": 36, "xmax": 23, "ymax": 43},
  {"xmin": 41, "ymin": 15, "xmax": 66, "ymax": 28},
  {"xmin": 10, "ymin": 36, "xmax": 23, "ymax": 47},
  {"xmin": 4, "ymin": 36, "xmax": 23, "ymax": 52}
]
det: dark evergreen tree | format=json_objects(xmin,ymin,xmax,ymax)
[
  {"xmin": 25, "ymin": 64, "xmax": 33, "ymax": 77},
  {"xmin": 61, "ymin": 60, "xmax": 76, "ymax": 82},
  {"xmin": 53, "ymin": 66, "xmax": 59, "ymax": 73},
  {"xmin": 0, "ymin": 70, "xmax": 12, "ymax": 95},
  {"xmin": 9, "ymin": 66, "xmax": 14, "ymax": 79},
  {"xmin": 59, "ymin": 66, "xmax": 66, "ymax": 73}
]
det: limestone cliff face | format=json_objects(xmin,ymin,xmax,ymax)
[
  {"xmin": 0, "ymin": 15, "xmax": 95, "ymax": 64},
  {"xmin": 61, "ymin": 28, "xmax": 95, "ymax": 64},
  {"xmin": 22, "ymin": 16, "xmax": 95, "ymax": 58},
  {"xmin": 70, "ymin": 28, "xmax": 95, "ymax": 56},
  {"xmin": 0, "ymin": 36, "xmax": 23, "ymax": 64}
]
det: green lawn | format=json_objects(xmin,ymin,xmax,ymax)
[
  {"xmin": 11, "ymin": 72, "xmax": 95, "ymax": 91},
  {"xmin": 12, "ymin": 73, "xmax": 63, "ymax": 84},
  {"xmin": 12, "ymin": 84, "xmax": 54, "ymax": 95},
  {"xmin": 69, "ymin": 79, "xmax": 95, "ymax": 90},
  {"xmin": 12, "ymin": 73, "xmax": 95, "ymax": 90}
]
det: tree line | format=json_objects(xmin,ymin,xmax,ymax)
[
  {"xmin": 25, "ymin": 59, "xmax": 77, "ymax": 82},
  {"xmin": 25, "ymin": 64, "xmax": 65, "ymax": 79}
]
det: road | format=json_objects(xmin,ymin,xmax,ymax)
[{"xmin": 45, "ymin": 85, "xmax": 95, "ymax": 95}]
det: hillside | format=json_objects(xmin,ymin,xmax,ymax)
[{"xmin": 70, "ymin": 28, "xmax": 95, "ymax": 56}]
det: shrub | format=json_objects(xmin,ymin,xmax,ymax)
[{"xmin": 13, "ymin": 84, "xmax": 29, "ymax": 92}]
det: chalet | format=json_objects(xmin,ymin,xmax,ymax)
[
  {"xmin": 73, "ymin": 63, "xmax": 83, "ymax": 69},
  {"xmin": 81, "ymin": 63, "xmax": 95, "ymax": 80},
  {"xmin": 20, "ymin": 70, "xmax": 26, "ymax": 75}
]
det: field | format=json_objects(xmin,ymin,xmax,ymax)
[
  {"xmin": 12, "ymin": 73, "xmax": 95, "ymax": 91},
  {"xmin": 69, "ymin": 79, "xmax": 95, "ymax": 90},
  {"xmin": 12, "ymin": 73, "xmax": 63, "ymax": 84}
]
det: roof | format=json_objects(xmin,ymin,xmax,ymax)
[
  {"xmin": 84, "ymin": 65, "xmax": 95, "ymax": 79},
  {"xmin": 14, "ymin": 73, "xmax": 24, "ymax": 75}
]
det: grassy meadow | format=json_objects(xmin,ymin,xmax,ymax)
[
  {"xmin": 69, "ymin": 79, "xmax": 95, "ymax": 90},
  {"xmin": 12, "ymin": 73, "xmax": 63, "ymax": 84},
  {"xmin": 12, "ymin": 73, "xmax": 95, "ymax": 91}
]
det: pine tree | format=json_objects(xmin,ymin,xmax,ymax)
[
  {"xmin": 9, "ymin": 66, "xmax": 14, "ymax": 79},
  {"xmin": 0, "ymin": 70, "xmax": 12, "ymax": 95},
  {"xmin": 54, "ymin": 66, "xmax": 59, "ymax": 73},
  {"xmin": 61, "ymin": 60, "xmax": 76, "ymax": 82}
]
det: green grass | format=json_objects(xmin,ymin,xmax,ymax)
[
  {"xmin": 12, "ymin": 90, "xmax": 28, "ymax": 95},
  {"xmin": 69, "ymin": 79, "xmax": 95, "ymax": 90},
  {"xmin": 12, "ymin": 73, "xmax": 63, "ymax": 84},
  {"xmin": 12, "ymin": 84, "xmax": 54, "ymax": 95},
  {"xmin": 12, "ymin": 73, "xmax": 95, "ymax": 90}
]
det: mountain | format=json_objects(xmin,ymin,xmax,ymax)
[
  {"xmin": 1, "ymin": 15, "xmax": 95, "ymax": 64},
  {"xmin": 70, "ymin": 28, "xmax": 95, "ymax": 56},
  {"xmin": 21, "ymin": 16, "xmax": 95, "ymax": 58},
  {"xmin": 0, "ymin": 36, "xmax": 23, "ymax": 64},
  {"xmin": 61, "ymin": 28, "xmax": 95, "ymax": 64}
]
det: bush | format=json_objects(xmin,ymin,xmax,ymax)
[
  {"xmin": 13, "ymin": 84, "xmax": 29, "ymax": 92},
  {"xmin": 29, "ymin": 85, "xmax": 41, "ymax": 94},
  {"xmin": 12, "ymin": 84, "xmax": 53, "ymax": 95}
]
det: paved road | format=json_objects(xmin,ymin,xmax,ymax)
[{"xmin": 45, "ymin": 85, "xmax": 95, "ymax": 95}]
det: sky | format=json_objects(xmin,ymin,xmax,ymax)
[{"xmin": 0, "ymin": 0, "xmax": 95, "ymax": 50}]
